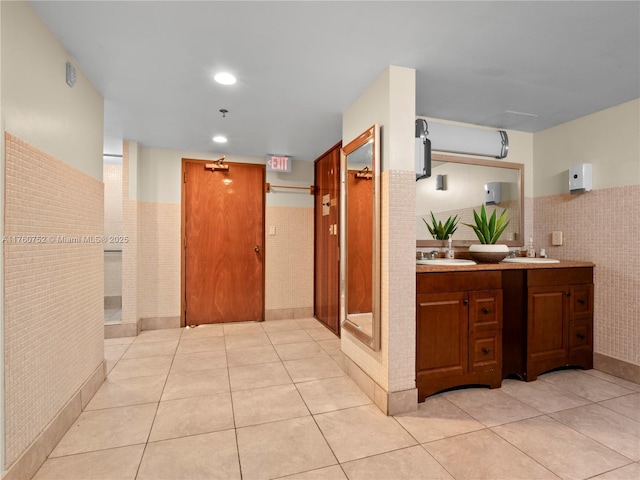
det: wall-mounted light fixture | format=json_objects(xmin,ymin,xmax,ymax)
[{"xmin": 426, "ymin": 121, "xmax": 509, "ymax": 159}]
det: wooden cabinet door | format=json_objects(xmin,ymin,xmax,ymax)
[
  {"xmin": 416, "ymin": 292, "xmax": 468, "ymax": 379},
  {"xmin": 527, "ymin": 286, "xmax": 569, "ymax": 363}
]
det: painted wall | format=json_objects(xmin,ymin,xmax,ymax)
[
  {"xmin": 532, "ymin": 99, "xmax": 640, "ymax": 370},
  {"xmin": 1, "ymin": 1, "xmax": 104, "ymax": 474},
  {"xmin": 341, "ymin": 66, "xmax": 417, "ymax": 398}
]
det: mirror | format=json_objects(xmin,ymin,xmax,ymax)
[
  {"xmin": 416, "ymin": 153, "xmax": 524, "ymax": 247},
  {"xmin": 340, "ymin": 124, "xmax": 380, "ymax": 351}
]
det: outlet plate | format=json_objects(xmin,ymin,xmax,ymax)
[{"xmin": 552, "ymin": 231, "xmax": 563, "ymax": 246}]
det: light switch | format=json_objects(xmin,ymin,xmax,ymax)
[
  {"xmin": 268, "ymin": 226, "xmax": 276, "ymax": 236},
  {"xmin": 552, "ymin": 231, "xmax": 563, "ymax": 246}
]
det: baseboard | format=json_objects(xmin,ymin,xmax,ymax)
[
  {"xmin": 593, "ymin": 353, "xmax": 640, "ymax": 384},
  {"xmin": 339, "ymin": 352, "xmax": 417, "ymax": 416},
  {"xmin": 1, "ymin": 361, "xmax": 105, "ymax": 480},
  {"xmin": 140, "ymin": 316, "xmax": 180, "ymax": 331},
  {"xmin": 265, "ymin": 307, "xmax": 313, "ymax": 321},
  {"xmin": 104, "ymin": 320, "xmax": 140, "ymax": 338}
]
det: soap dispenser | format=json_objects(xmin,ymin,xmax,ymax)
[
  {"xmin": 526, "ymin": 236, "xmax": 536, "ymax": 258},
  {"xmin": 446, "ymin": 237, "xmax": 455, "ymax": 259}
]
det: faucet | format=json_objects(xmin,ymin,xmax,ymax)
[
  {"xmin": 426, "ymin": 250, "xmax": 439, "ymax": 260},
  {"xmin": 506, "ymin": 249, "xmax": 521, "ymax": 259}
]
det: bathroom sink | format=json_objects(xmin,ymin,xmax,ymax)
[
  {"xmin": 417, "ymin": 258, "xmax": 477, "ymax": 266},
  {"xmin": 501, "ymin": 257, "xmax": 560, "ymax": 264}
]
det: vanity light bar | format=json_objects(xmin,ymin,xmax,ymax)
[{"xmin": 427, "ymin": 121, "xmax": 509, "ymax": 159}]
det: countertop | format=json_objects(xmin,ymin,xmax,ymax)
[{"xmin": 416, "ymin": 260, "xmax": 595, "ymax": 273}]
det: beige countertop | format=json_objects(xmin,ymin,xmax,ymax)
[{"xmin": 416, "ymin": 260, "xmax": 595, "ymax": 273}]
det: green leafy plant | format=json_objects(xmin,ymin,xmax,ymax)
[
  {"xmin": 463, "ymin": 205, "xmax": 510, "ymax": 244},
  {"xmin": 423, "ymin": 212, "xmax": 459, "ymax": 240}
]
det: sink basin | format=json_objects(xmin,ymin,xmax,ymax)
[
  {"xmin": 417, "ymin": 258, "xmax": 477, "ymax": 266},
  {"xmin": 501, "ymin": 257, "xmax": 560, "ymax": 264}
]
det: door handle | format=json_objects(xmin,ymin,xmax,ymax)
[{"xmin": 254, "ymin": 245, "xmax": 260, "ymax": 253}]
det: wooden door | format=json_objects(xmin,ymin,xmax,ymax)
[
  {"xmin": 183, "ymin": 159, "xmax": 265, "ymax": 324},
  {"xmin": 314, "ymin": 143, "xmax": 340, "ymax": 333},
  {"xmin": 346, "ymin": 170, "xmax": 373, "ymax": 314},
  {"xmin": 527, "ymin": 286, "xmax": 569, "ymax": 363}
]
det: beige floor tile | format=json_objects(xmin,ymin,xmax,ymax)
[
  {"xmin": 295, "ymin": 376, "xmax": 371, "ymax": 414},
  {"xmin": 181, "ymin": 323, "xmax": 224, "ymax": 337},
  {"xmin": 33, "ymin": 444, "xmax": 145, "ymax": 480},
  {"xmin": 226, "ymin": 344, "xmax": 281, "ymax": 367},
  {"xmin": 493, "ymin": 415, "xmax": 631, "ymax": 480},
  {"xmin": 138, "ymin": 430, "xmax": 240, "ymax": 480},
  {"xmin": 229, "ymin": 361, "xmax": 292, "ymax": 391},
  {"xmin": 268, "ymin": 329, "xmax": 314, "ymax": 345},
  {"xmin": 149, "ymin": 393, "xmax": 234, "ymax": 441},
  {"xmin": 133, "ymin": 328, "xmax": 183, "ymax": 343},
  {"xmin": 341, "ymin": 445, "xmax": 453, "ymax": 480},
  {"xmin": 170, "ymin": 349, "xmax": 227, "ymax": 373},
  {"xmin": 305, "ymin": 328, "xmax": 337, "ymax": 341},
  {"xmin": 538, "ymin": 369, "xmax": 635, "ymax": 402},
  {"xmin": 590, "ymin": 462, "xmax": 640, "ymax": 480},
  {"xmin": 161, "ymin": 368, "xmax": 230, "ymax": 401},
  {"xmin": 108, "ymin": 355, "xmax": 173, "ymax": 379},
  {"xmin": 314, "ymin": 404, "xmax": 416, "ymax": 463},
  {"xmin": 442, "ymin": 387, "xmax": 542, "ymax": 427},
  {"xmin": 176, "ymin": 335, "xmax": 225, "ymax": 354},
  {"xmin": 50, "ymin": 403, "xmax": 156, "ymax": 457},
  {"xmin": 262, "ymin": 319, "xmax": 301, "ymax": 332},
  {"xmin": 395, "ymin": 395, "xmax": 485, "ymax": 443},
  {"xmin": 599, "ymin": 393, "xmax": 640, "ymax": 422},
  {"xmin": 500, "ymin": 377, "xmax": 591, "ymax": 413},
  {"xmin": 223, "ymin": 322, "xmax": 265, "ymax": 336},
  {"xmin": 295, "ymin": 318, "xmax": 326, "ymax": 330},
  {"xmin": 121, "ymin": 340, "xmax": 177, "ymax": 360},
  {"xmin": 85, "ymin": 374, "xmax": 166, "ymax": 410},
  {"xmin": 551, "ymin": 404, "xmax": 640, "ymax": 461},
  {"xmin": 232, "ymin": 384, "xmax": 309, "ymax": 427},
  {"xmin": 224, "ymin": 332, "xmax": 271, "ymax": 350},
  {"xmin": 424, "ymin": 429, "xmax": 557, "ymax": 479},
  {"xmin": 316, "ymin": 338, "xmax": 341, "ymax": 355},
  {"xmin": 104, "ymin": 344, "xmax": 129, "ymax": 362},
  {"xmin": 237, "ymin": 416, "xmax": 336, "ymax": 480},
  {"xmin": 583, "ymin": 370, "xmax": 640, "ymax": 392},
  {"xmin": 104, "ymin": 337, "xmax": 135, "ymax": 346},
  {"xmin": 283, "ymin": 356, "xmax": 345, "ymax": 383},
  {"xmin": 275, "ymin": 465, "xmax": 347, "ymax": 479},
  {"xmin": 274, "ymin": 341, "xmax": 329, "ymax": 361}
]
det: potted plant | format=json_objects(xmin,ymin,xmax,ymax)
[
  {"xmin": 423, "ymin": 212, "xmax": 459, "ymax": 240},
  {"xmin": 463, "ymin": 205, "xmax": 510, "ymax": 262}
]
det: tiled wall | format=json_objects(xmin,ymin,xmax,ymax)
[
  {"xmin": 138, "ymin": 202, "xmax": 181, "ymax": 318},
  {"xmin": 122, "ymin": 143, "xmax": 138, "ymax": 325},
  {"xmin": 3, "ymin": 134, "xmax": 104, "ymax": 465},
  {"xmin": 533, "ymin": 185, "xmax": 640, "ymax": 366},
  {"xmin": 103, "ymin": 164, "xmax": 122, "ymax": 297}
]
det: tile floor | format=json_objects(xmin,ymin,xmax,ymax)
[{"xmin": 34, "ymin": 317, "xmax": 639, "ymax": 480}]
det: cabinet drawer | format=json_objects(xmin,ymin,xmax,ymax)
[
  {"xmin": 571, "ymin": 284, "xmax": 593, "ymax": 319},
  {"xmin": 469, "ymin": 290, "xmax": 503, "ymax": 332},
  {"xmin": 569, "ymin": 319, "xmax": 592, "ymax": 353},
  {"xmin": 528, "ymin": 267, "xmax": 593, "ymax": 287},
  {"xmin": 417, "ymin": 271, "xmax": 501, "ymax": 294},
  {"xmin": 470, "ymin": 331, "xmax": 502, "ymax": 373}
]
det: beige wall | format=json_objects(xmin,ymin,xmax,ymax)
[
  {"xmin": 532, "ymin": 99, "xmax": 640, "ymax": 369},
  {"xmin": 341, "ymin": 66, "xmax": 417, "ymax": 395},
  {"xmin": 1, "ymin": 2, "xmax": 105, "ymax": 474}
]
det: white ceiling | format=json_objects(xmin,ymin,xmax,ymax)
[{"xmin": 30, "ymin": 1, "xmax": 640, "ymax": 159}]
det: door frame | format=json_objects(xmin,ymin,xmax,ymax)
[{"xmin": 180, "ymin": 157, "xmax": 266, "ymax": 326}]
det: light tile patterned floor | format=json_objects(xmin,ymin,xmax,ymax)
[{"xmin": 34, "ymin": 318, "xmax": 640, "ymax": 480}]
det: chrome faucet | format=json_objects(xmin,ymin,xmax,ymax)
[
  {"xmin": 426, "ymin": 250, "xmax": 439, "ymax": 260},
  {"xmin": 506, "ymin": 249, "xmax": 521, "ymax": 259}
]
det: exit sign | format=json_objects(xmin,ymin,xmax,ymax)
[{"xmin": 266, "ymin": 155, "xmax": 292, "ymax": 173}]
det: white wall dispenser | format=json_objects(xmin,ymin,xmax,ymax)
[
  {"xmin": 569, "ymin": 163, "xmax": 592, "ymax": 193},
  {"xmin": 484, "ymin": 182, "xmax": 501, "ymax": 205}
]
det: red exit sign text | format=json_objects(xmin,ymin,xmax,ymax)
[{"xmin": 266, "ymin": 155, "xmax": 292, "ymax": 173}]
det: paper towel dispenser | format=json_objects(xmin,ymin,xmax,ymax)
[{"xmin": 415, "ymin": 119, "xmax": 431, "ymax": 180}]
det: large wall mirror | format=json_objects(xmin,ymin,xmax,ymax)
[
  {"xmin": 340, "ymin": 124, "xmax": 381, "ymax": 351},
  {"xmin": 416, "ymin": 153, "xmax": 525, "ymax": 247}
]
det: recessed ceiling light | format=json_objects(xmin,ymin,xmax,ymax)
[
  {"xmin": 213, "ymin": 136, "xmax": 228, "ymax": 143},
  {"xmin": 214, "ymin": 72, "xmax": 236, "ymax": 85}
]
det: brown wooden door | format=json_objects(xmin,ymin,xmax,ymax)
[
  {"xmin": 183, "ymin": 160, "xmax": 265, "ymax": 324},
  {"xmin": 314, "ymin": 143, "xmax": 340, "ymax": 333},
  {"xmin": 346, "ymin": 170, "xmax": 373, "ymax": 314},
  {"xmin": 527, "ymin": 286, "xmax": 569, "ymax": 363}
]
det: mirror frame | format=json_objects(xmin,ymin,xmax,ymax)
[
  {"xmin": 340, "ymin": 124, "xmax": 381, "ymax": 351},
  {"xmin": 416, "ymin": 153, "xmax": 525, "ymax": 248}
]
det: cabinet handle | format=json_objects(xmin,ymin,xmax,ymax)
[
  {"xmin": 482, "ymin": 348, "xmax": 490, "ymax": 355},
  {"xmin": 577, "ymin": 333, "xmax": 586, "ymax": 340},
  {"xmin": 578, "ymin": 299, "xmax": 586, "ymax": 305},
  {"xmin": 463, "ymin": 299, "xmax": 469, "ymax": 306},
  {"xmin": 483, "ymin": 308, "xmax": 491, "ymax": 314},
  {"xmin": 566, "ymin": 291, "xmax": 572, "ymax": 297}
]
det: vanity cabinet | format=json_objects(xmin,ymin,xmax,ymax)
[
  {"xmin": 416, "ymin": 271, "xmax": 503, "ymax": 401},
  {"xmin": 502, "ymin": 267, "xmax": 593, "ymax": 381}
]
